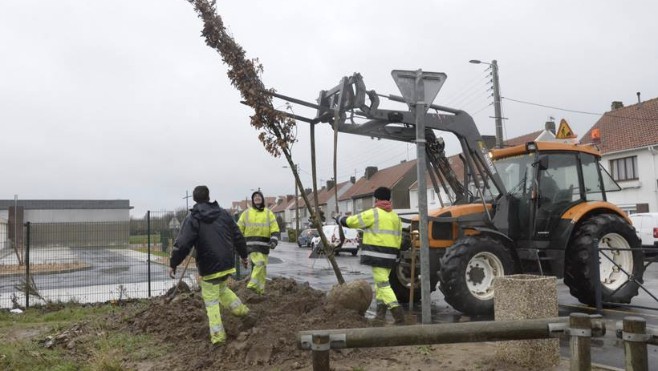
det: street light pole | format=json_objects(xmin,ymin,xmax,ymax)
[{"xmin": 469, "ymin": 59, "xmax": 504, "ymax": 148}]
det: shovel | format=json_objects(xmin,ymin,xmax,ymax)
[{"xmin": 165, "ymin": 251, "xmax": 193, "ymax": 303}]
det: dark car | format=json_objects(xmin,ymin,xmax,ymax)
[{"xmin": 297, "ymin": 228, "xmax": 318, "ymax": 248}]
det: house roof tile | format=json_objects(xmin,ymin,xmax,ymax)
[
  {"xmin": 580, "ymin": 97, "xmax": 658, "ymax": 154},
  {"xmin": 339, "ymin": 160, "xmax": 417, "ymax": 200}
]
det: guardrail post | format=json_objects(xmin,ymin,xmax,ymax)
[
  {"xmin": 569, "ymin": 312, "xmax": 591, "ymax": 371},
  {"xmin": 622, "ymin": 316, "xmax": 648, "ymax": 371},
  {"xmin": 312, "ymin": 333, "xmax": 330, "ymax": 371}
]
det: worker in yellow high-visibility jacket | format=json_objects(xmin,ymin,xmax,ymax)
[
  {"xmin": 337, "ymin": 186, "xmax": 404, "ymax": 325},
  {"xmin": 238, "ymin": 190, "xmax": 280, "ymax": 295}
]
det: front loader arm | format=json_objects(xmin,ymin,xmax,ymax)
[{"xmin": 266, "ymin": 72, "xmax": 507, "ymax": 200}]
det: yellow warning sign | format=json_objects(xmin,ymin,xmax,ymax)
[{"xmin": 556, "ymin": 119, "xmax": 577, "ymax": 139}]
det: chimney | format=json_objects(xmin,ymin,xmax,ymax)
[
  {"xmin": 545, "ymin": 120, "xmax": 556, "ymax": 134},
  {"xmin": 364, "ymin": 166, "xmax": 378, "ymax": 180},
  {"xmin": 326, "ymin": 179, "xmax": 335, "ymax": 190},
  {"xmin": 350, "ymin": 176, "xmax": 356, "ymax": 184},
  {"xmin": 611, "ymin": 101, "xmax": 624, "ymax": 110},
  {"xmin": 304, "ymin": 188, "xmax": 312, "ymax": 195},
  {"xmin": 637, "ymin": 92, "xmax": 641, "ymax": 104}
]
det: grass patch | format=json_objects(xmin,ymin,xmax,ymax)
[
  {"xmin": 0, "ymin": 301, "xmax": 165, "ymax": 371},
  {"xmin": 0, "ymin": 262, "xmax": 91, "ymax": 277},
  {"xmin": 131, "ymin": 246, "xmax": 169, "ymax": 258},
  {"xmin": 128, "ymin": 234, "xmax": 160, "ymax": 244},
  {"xmin": 133, "ymin": 247, "xmax": 170, "ymax": 258}
]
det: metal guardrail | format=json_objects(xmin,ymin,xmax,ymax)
[{"xmin": 298, "ymin": 313, "xmax": 613, "ymax": 371}]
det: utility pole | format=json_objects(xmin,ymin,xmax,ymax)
[
  {"xmin": 470, "ymin": 59, "xmax": 504, "ymax": 148},
  {"xmin": 491, "ymin": 60, "xmax": 503, "ymax": 148},
  {"xmin": 182, "ymin": 190, "xmax": 192, "ymax": 210}
]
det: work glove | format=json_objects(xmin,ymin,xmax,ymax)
[
  {"xmin": 269, "ymin": 237, "xmax": 278, "ymax": 249},
  {"xmin": 241, "ymin": 257, "xmax": 249, "ymax": 269},
  {"xmin": 169, "ymin": 267, "xmax": 176, "ymax": 279},
  {"xmin": 335, "ymin": 215, "xmax": 344, "ymax": 226}
]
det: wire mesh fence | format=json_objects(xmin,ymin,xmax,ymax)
[{"xmin": 0, "ymin": 210, "xmax": 194, "ymax": 309}]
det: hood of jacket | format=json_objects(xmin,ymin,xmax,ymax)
[
  {"xmin": 251, "ymin": 191, "xmax": 265, "ymax": 211},
  {"xmin": 191, "ymin": 201, "xmax": 221, "ymax": 223}
]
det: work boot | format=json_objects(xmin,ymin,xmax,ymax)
[
  {"xmin": 390, "ymin": 306, "xmax": 406, "ymax": 325},
  {"xmin": 370, "ymin": 304, "xmax": 387, "ymax": 326},
  {"xmin": 240, "ymin": 311, "xmax": 258, "ymax": 330}
]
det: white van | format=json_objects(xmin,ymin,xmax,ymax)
[
  {"xmin": 310, "ymin": 224, "xmax": 361, "ymax": 256},
  {"xmin": 629, "ymin": 213, "xmax": 658, "ymax": 254}
]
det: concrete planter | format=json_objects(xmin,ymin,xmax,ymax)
[{"xmin": 494, "ymin": 274, "xmax": 559, "ymax": 368}]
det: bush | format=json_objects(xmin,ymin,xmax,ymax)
[{"xmin": 287, "ymin": 229, "xmax": 298, "ymax": 242}]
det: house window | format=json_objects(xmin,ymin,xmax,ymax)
[{"xmin": 609, "ymin": 156, "xmax": 638, "ymax": 181}]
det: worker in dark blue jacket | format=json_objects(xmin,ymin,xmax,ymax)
[{"xmin": 170, "ymin": 185, "xmax": 253, "ymax": 345}]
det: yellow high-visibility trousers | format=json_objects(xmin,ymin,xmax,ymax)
[
  {"xmin": 200, "ymin": 278, "xmax": 249, "ymax": 344},
  {"xmin": 372, "ymin": 266, "xmax": 400, "ymax": 309},
  {"xmin": 247, "ymin": 252, "xmax": 268, "ymax": 294}
]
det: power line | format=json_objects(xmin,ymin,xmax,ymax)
[
  {"xmin": 503, "ymin": 96, "xmax": 658, "ymax": 121},
  {"xmin": 503, "ymin": 97, "xmax": 601, "ymax": 115}
]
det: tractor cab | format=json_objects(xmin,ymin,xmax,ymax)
[{"xmin": 491, "ymin": 141, "xmax": 621, "ymax": 258}]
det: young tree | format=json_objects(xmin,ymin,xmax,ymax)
[{"xmin": 185, "ymin": 0, "xmax": 344, "ymax": 284}]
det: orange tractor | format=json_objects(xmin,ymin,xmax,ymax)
[{"xmin": 270, "ymin": 72, "xmax": 644, "ymax": 315}]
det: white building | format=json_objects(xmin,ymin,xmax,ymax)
[{"xmin": 581, "ymin": 98, "xmax": 658, "ymax": 213}]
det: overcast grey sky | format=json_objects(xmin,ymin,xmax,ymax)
[{"xmin": 2, "ymin": 0, "xmax": 657, "ymax": 217}]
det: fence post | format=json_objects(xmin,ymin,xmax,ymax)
[
  {"xmin": 234, "ymin": 253, "xmax": 241, "ymax": 280},
  {"xmin": 311, "ymin": 333, "xmax": 330, "ymax": 371},
  {"xmin": 590, "ymin": 238, "xmax": 602, "ymax": 313},
  {"xmin": 569, "ymin": 312, "xmax": 591, "ymax": 371},
  {"xmin": 147, "ymin": 211, "xmax": 151, "ymax": 298},
  {"xmin": 25, "ymin": 222, "xmax": 31, "ymax": 309},
  {"xmin": 622, "ymin": 316, "xmax": 648, "ymax": 371}
]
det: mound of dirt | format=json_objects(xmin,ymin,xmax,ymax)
[{"xmin": 123, "ymin": 277, "xmax": 373, "ymax": 370}]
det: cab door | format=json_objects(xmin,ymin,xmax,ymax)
[{"xmin": 532, "ymin": 153, "xmax": 581, "ymax": 238}]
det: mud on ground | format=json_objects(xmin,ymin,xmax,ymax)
[{"xmin": 54, "ymin": 277, "xmax": 585, "ymax": 370}]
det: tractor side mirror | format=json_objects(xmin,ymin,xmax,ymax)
[{"xmin": 534, "ymin": 155, "xmax": 549, "ymax": 170}]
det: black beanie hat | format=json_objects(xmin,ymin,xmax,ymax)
[{"xmin": 374, "ymin": 187, "xmax": 391, "ymax": 201}]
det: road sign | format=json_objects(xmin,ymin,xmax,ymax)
[
  {"xmin": 391, "ymin": 70, "xmax": 446, "ymax": 105},
  {"xmin": 556, "ymin": 119, "xmax": 577, "ymax": 139}
]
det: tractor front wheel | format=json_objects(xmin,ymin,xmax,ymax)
[
  {"xmin": 564, "ymin": 214, "xmax": 645, "ymax": 306},
  {"xmin": 439, "ymin": 235, "xmax": 515, "ymax": 315}
]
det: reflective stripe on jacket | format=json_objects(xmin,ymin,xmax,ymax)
[
  {"xmin": 345, "ymin": 207, "xmax": 401, "ymax": 268},
  {"xmin": 237, "ymin": 208, "xmax": 280, "ymax": 255}
]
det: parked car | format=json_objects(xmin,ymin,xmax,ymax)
[
  {"xmin": 629, "ymin": 213, "xmax": 658, "ymax": 255},
  {"xmin": 297, "ymin": 228, "xmax": 318, "ymax": 248},
  {"xmin": 311, "ymin": 224, "xmax": 361, "ymax": 256}
]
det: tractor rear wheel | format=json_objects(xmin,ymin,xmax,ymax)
[
  {"xmin": 564, "ymin": 214, "xmax": 644, "ymax": 305},
  {"xmin": 439, "ymin": 235, "xmax": 515, "ymax": 315}
]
